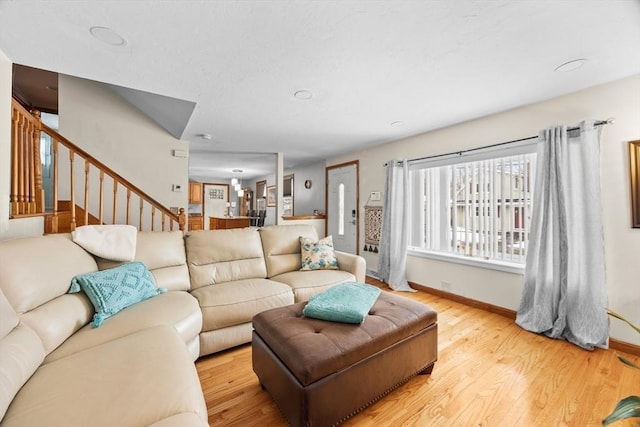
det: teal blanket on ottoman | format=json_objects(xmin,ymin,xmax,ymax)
[{"xmin": 302, "ymin": 282, "xmax": 381, "ymax": 324}]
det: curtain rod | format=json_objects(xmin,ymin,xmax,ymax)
[{"xmin": 384, "ymin": 118, "xmax": 615, "ymax": 167}]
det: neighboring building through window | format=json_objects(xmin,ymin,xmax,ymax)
[{"xmin": 409, "ymin": 147, "xmax": 536, "ymax": 266}]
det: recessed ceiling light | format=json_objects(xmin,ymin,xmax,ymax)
[
  {"xmin": 198, "ymin": 133, "xmax": 212, "ymax": 140},
  {"xmin": 390, "ymin": 121, "xmax": 404, "ymax": 127},
  {"xmin": 90, "ymin": 26, "xmax": 127, "ymax": 47},
  {"xmin": 554, "ymin": 58, "xmax": 587, "ymax": 72},
  {"xmin": 294, "ymin": 90, "xmax": 313, "ymax": 100}
]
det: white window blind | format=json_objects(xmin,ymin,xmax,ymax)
[{"xmin": 410, "ymin": 150, "xmax": 536, "ymax": 264}]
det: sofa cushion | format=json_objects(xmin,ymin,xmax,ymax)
[
  {"xmin": 96, "ymin": 231, "xmax": 190, "ymax": 292},
  {"xmin": 0, "ymin": 289, "xmax": 18, "ymax": 340},
  {"xmin": 300, "ymin": 235, "xmax": 339, "ymax": 271},
  {"xmin": 186, "ymin": 229, "xmax": 268, "ymax": 289},
  {"xmin": 44, "ymin": 291, "xmax": 202, "ymax": 364},
  {"xmin": 1, "ymin": 326, "xmax": 208, "ymax": 427},
  {"xmin": 260, "ymin": 224, "xmax": 318, "ymax": 277},
  {"xmin": 0, "ymin": 234, "xmax": 98, "ymax": 315},
  {"xmin": 0, "ymin": 290, "xmax": 45, "ymax": 421},
  {"xmin": 271, "ymin": 269, "xmax": 357, "ymax": 302},
  {"xmin": 70, "ymin": 262, "xmax": 166, "ymax": 327},
  {"xmin": 190, "ymin": 278, "xmax": 294, "ymax": 331},
  {"xmin": 20, "ymin": 293, "xmax": 93, "ymax": 355}
]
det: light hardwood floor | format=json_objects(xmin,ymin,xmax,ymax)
[{"xmin": 196, "ymin": 281, "xmax": 640, "ymax": 426}]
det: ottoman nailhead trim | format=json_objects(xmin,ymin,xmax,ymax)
[
  {"xmin": 264, "ymin": 363, "xmax": 430, "ymax": 427},
  {"xmin": 332, "ymin": 362, "xmax": 433, "ymax": 426}
]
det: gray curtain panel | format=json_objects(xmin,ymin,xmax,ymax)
[
  {"xmin": 377, "ymin": 160, "xmax": 414, "ymax": 292},
  {"xmin": 516, "ymin": 120, "xmax": 608, "ymax": 350}
]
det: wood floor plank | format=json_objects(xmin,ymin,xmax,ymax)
[{"xmin": 196, "ymin": 279, "xmax": 640, "ymax": 426}]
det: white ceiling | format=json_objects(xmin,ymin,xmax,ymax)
[{"xmin": 1, "ymin": 1, "xmax": 639, "ymax": 180}]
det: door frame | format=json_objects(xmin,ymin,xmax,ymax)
[
  {"xmin": 325, "ymin": 160, "xmax": 360, "ymax": 254},
  {"xmin": 201, "ymin": 182, "xmax": 230, "ymax": 229}
]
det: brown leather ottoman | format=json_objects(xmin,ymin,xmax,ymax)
[{"xmin": 252, "ymin": 291, "xmax": 438, "ymax": 427}]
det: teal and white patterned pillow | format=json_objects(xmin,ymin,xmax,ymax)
[
  {"xmin": 300, "ymin": 235, "xmax": 339, "ymax": 271},
  {"xmin": 69, "ymin": 261, "xmax": 166, "ymax": 327}
]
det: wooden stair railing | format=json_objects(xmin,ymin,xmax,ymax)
[{"xmin": 10, "ymin": 98, "xmax": 186, "ymax": 233}]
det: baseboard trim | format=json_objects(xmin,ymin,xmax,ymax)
[
  {"xmin": 409, "ymin": 281, "xmax": 517, "ymax": 320},
  {"xmin": 407, "ymin": 280, "xmax": 640, "ymax": 357},
  {"xmin": 609, "ymin": 338, "xmax": 640, "ymax": 356}
]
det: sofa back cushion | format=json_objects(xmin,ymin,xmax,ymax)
[
  {"xmin": 0, "ymin": 234, "xmax": 98, "ymax": 314},
  {"xmin": 0, "ymin": 234, "xmax": 98, "ymax": 355},
  {"xmin": 95, "ymin": 231, "xmax": 190, "ymax": 292},
  {"xmin": 259, "ymin": 225, "xmax": 319, "ymax": 278},
  {"xmin": 185, "ymin": 229, "xmax": 267, "ymax": 289},
  {"xmin": 0, "ymin": 289, "xmax": 46, "ymax": 420}
]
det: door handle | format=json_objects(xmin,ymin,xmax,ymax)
[{"xmin": 350, "ymin": 219, "xmax": 356, "ymax": 225}]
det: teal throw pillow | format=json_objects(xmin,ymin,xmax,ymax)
[
  {"xmin": 302, "ymin": 282, "xmax": 381, "ymax": 324},
  {"xmin": 69, "ymin": 261, "xmax": 166, "ymax": 327},
  {"xmin": 300, "ymin": 235, "xmax": 339, "ymax": 271}
]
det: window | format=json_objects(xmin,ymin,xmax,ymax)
[{"xmin": 409, "ymin": 149, "xmax": 536, "ymax": 265}]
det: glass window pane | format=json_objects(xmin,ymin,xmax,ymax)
[{"xmin": 410, "ymin": 152, "xmax": 536, "ymax": 264}]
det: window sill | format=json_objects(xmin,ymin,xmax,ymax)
[{"xmin": 407, "ymin": 247, "xmax": 525, "ymax": 275}]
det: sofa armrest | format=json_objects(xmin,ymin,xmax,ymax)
[{"xmin": 334, "ymin": 251, "xmax": 366, "ymax": 283}]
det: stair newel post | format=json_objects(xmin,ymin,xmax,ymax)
[
  {"xmin": 83, "ymin": 159, "xmax": 90, "ymax": 226},
  {"xmin": 69, "ymin": 151, "xmax": 76, "ymax": 231},
  {"xmin": 99, "ymin": 170, "xmax": 104, "ymax": 224},
  {"xmin": 178, "ymin": 208, "xmax": 186, "ymax": 232},
  {"xmin": 31, "ymin": 109, "xmax": 45, "ymax": 214},
  {"xmin": 10, "ymin": 104, "xmax": 19, "ymax": 216},
  {"xmin": 51, "ymin": 138, "xmax": 59, "ymax": 233}
]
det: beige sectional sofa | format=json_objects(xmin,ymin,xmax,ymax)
[{"xmin": 0, "ymin": 224, "xmax": 365, "ymax": 426}]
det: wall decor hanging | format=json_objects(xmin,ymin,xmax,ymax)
[{"xmin": 364, "ymin": 205, "xmax": 382, "ymax": 253}]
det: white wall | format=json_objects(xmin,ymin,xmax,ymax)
[
  {"xmin": 328, "ymin": 75, "xmax": 640, "ymax": 346},
  {"xmin": 291, "ymin": 161, "xmax": 326, "ymax": 216},
  {"xmin": 58, "ymin": 75, "xmax": 189, "ymax": 212},
  {"xmin": 0, "ymin": 50, "xmax": 11, "ymax": 234}
]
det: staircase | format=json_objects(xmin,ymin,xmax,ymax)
[
  {"xmin": 10, "ymin": 98, "xmax": 186, "ymax": 233},
  {"xmin": 45, "ymin": 201, "xmax": 101, "ymax": 233}
]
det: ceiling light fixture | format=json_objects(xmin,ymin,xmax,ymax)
[
  {"xmin": 294, "ymin": 90, "xmax": 313, "ymax": 100},
  {"xmin": 554, "ymin": 58, "xmax": 587, "ymax": 72},
  {"xmin": 89, "ymin": 26, "xmax": 127, "ymax": 47},
  {"xmin": 198, "ymin": 133, "xmax": 212, "ymax": 140},
  {"xmin": 390, "ymin": 121, "xmax": 404, "ymax": 127},
  {"xmin": 231, "ymin": 169, "xmax": 243, "ymax": 188}
]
